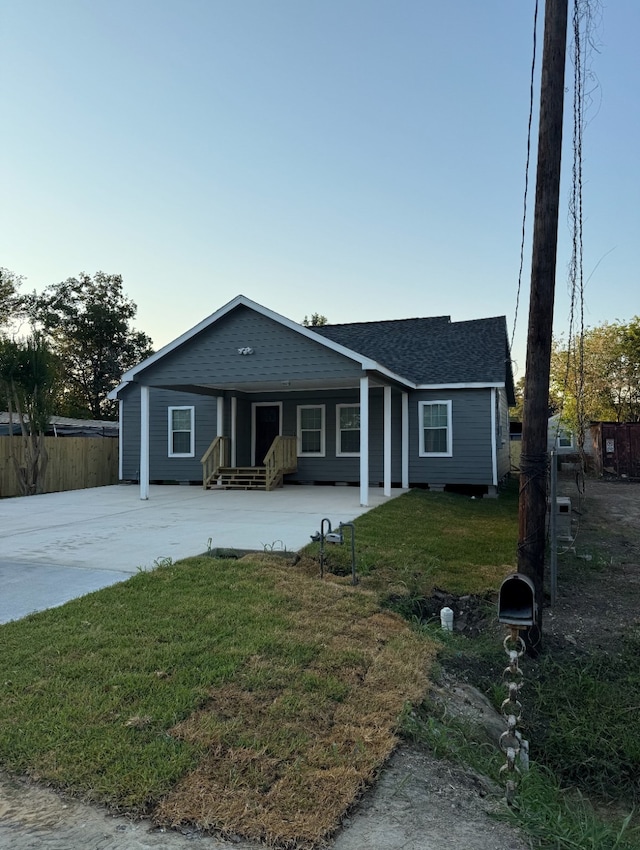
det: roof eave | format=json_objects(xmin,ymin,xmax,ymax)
[{"xmin": 415, "ymin": 381, "xmax": 507, "ymax": 391}]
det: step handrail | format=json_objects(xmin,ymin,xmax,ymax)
[
  {"xmin": 263, "ymin": 435, "xmax": 297, "ymax": 491},
  {"xmin": 200, "ymin": 436, "xmax": 230, "ymax": 489}
]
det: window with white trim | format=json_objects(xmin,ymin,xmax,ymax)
[
  {"xmin": 168, "ymin": 406, "xmax": 195, "ymax": 457},
  {"xmin": 336, "ymin": 404, "xmax": 360, "ymax": 456},
  {"xmin": 297, "ymin": 405, "xmax": 326, "ymax": 456},
  {"xmin": 419, "ymin": 400, "xmax": 452, "ymax": 456},
  {"xmin": 556, "ymin": 428, "xmax": 574, "ymax": 449}
]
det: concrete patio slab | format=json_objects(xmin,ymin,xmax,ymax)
[{"xmin": 0, "ymin": 483, "xmax": 404, "ymax": 623}]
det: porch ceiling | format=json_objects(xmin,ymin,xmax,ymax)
[{"xmin": 154, "ymin": 373, "xmax": 399, "ymax": 395}]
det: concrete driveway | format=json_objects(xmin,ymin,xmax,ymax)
[{"xmin": 0, "ymin": 483, "xmax": 402, "ymax": 624}]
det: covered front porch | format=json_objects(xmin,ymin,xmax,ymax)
[{"xmin": 133, "ymin": 376, "xmax": 410, "ymax": 506}]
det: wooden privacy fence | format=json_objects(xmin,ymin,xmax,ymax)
[{"xmin": 0, "ymin": 437, "xmax": 119, "ymax": 499}]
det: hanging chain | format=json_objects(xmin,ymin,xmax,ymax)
[{"xmin": 499, "ymin": 629, "xmax": 530, "ymax": 804}]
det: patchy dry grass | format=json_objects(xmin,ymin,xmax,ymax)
[{"xmin": 0, "ymin": 553, "xmax": 435, "ymax": 848}]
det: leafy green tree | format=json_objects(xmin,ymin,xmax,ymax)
[
  {"xmin": 550, "ymin": 317, "xmax": 640, "ymax": 426},
  {"xmin": 0, "ymin": 267, "xmax": 25, "ymax": 330},
  {"xmin": 0, "ymin": 335, "xmax": 59, "ymax": 495},
  {"xmin": 302, "ymin": 313, "xmax": 329, "ymax": 327},
  {"xmin": 24, "ymin": 272, "xmax": 153, "ymax": 420},
  {"xmin": 510, "ymin": 376, "xmax": 525, "ymax": 420}
]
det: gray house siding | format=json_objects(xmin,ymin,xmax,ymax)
[
  {"xmin": 120, "ymin": 385, "xmax": 218, "ymax": 481},
  {"xmin": 120, "ymin": 382, "xmax": 142, "ymax": 479},
  {"xmin": 408, "ymin": 389, "xmax": 494, "ymax": 486},
  {"xmin": 135, "ymin": 306, "xmax": 364, "ymax": 388},
  {"xmin": 278, "ymin": 387, "xmax": 404, "ymax": 484},
  {"xmin": 121, "ymin": 384, "xmax": 501, "ymax": 487}
]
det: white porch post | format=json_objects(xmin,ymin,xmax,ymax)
[
  {"xmin": 217, "ymin": 396, "xmax": 224, "ymax": 437},
  {"xmin": 383, "ymin": 385, "xmax": 392, "ymax": 497},
  {"xmin": 231, "ymin": 396, "xmax": 237, "ymax": 466},
  {"xmin": 118, "ymin": 398, "xmax": 124, "ymax": 482},
  {"xmin": 139, "ymin": 384, "xmax": 150, "ymax": 500},
  {"xmin": 402, "ymin": 391, "xmax": 409, "ymax": 489},
  {"xmin": 360, "ymin": 376, "xmax": 369, "ymax": 506},
  {"xmin": 490, "ymin": 387, "xmax": 498, "ymax": 486}
]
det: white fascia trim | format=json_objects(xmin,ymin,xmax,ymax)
[
  {"xmin": 114, "ymin": 294, "xmax": 413, "ymax": 390},
  {"xmin": 415, "ymin": 381, "xmax": 506, "ymax": 391},
  {"xmin": 108, "ymin": 380, "xmax": 131, "ymax": 400}
]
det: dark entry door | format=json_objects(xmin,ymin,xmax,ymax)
[{"xmin": 255, "ymin": 405, "xmax": 280, "ymax": 464}]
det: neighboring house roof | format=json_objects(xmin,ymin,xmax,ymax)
[
  {"xmin": 108, "ymin": 294, "xmax": 515, "ymax": 402},
  {"xmin": 0, "ymin": 413, "xmax": 119, "ymax": 437}
]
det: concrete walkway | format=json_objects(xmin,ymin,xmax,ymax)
[{"xmin": 0, "ymin": 483, "xmax": 403, "ymax": 623}]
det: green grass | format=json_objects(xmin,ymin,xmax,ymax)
[
  {"xmin": 529, "ymin": 632, "xmax": 640, "ymax": 804},
  {"xmin": 408, "ymin": 618, "xmax": 640, "ymax": 848},
  {"xmin": 504, "ymin": 766, "xmax": 639, "ymax": 850},
  {"xmin": 0, "ymin": 558, "xmax": 291, "ymax": 808},
  {"xmin": 306, "ymin": 482, "xmax": 519, "ymax": 596}
]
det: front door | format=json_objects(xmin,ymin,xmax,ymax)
[{"xmin": 254, "ymin": 404, "xmax": 281, "ymax": 464}]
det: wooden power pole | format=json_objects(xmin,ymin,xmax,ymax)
[{"xmin": 517, "ymin": 0, "xmax": 569, "ymax": 654}]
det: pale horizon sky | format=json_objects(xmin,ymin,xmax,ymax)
[{"xmin": 2, "ymin": 0, "xmax": 638, "ymax": 381}]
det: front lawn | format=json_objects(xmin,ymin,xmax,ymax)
[
  {"xmin": 309, "ymin": 484, "xmax": 519, "ymax": 596},
  {"xmin": 0, "ymin": 484, "xmax": 519, "ymax": 847}
]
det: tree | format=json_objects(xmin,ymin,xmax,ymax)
[
  {"xmin": 550, "ymin": 317, "xmax": 640, "ymax": 426},
  {"xmin": 24, "ymin": 272, "xmax": 153, "ymax": 420},
  {"xmin": 510, "ymin": 376, "xmax": 526, "ymax": 422},
  {"xmin": 0, "ymin": 334, "xmax": 59, "ymax": 495},
  {"xmin": 302, "ymin": 313, "xmax": 329, "ymax": 327},
  {"xmin": 0, "ymin": 267, "xmax": 25, "ymax": 330}
]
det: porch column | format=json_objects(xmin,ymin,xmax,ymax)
[
  {"xmin": 231, "ymin": 396, "xmax": 237, "ymax": 466},
  {"xmin": 118, "ymin": 398, "xmax": 124, "ymax": 481},
  {"xmin": 216, "ymin": 396, "xmax": 224, "ymax": 437},
  {"xmin": 139, "ymin": 384, "xmax": 150, "ymax": 500},
  {"xmin": 490, "ymin": 387, "xmax": 498, "ymax": 486},
  {"xmin": 360, "ymin": 376, "xmax": 369, "ymax": 506},
  {"xmin": 383, "ymin": 385, "xmax": 392, "ymax": 497},
  {"xmin": 402, "ymin": 392, "xmax": 409, "ymax": 489}
]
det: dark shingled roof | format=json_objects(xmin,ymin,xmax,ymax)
[{"xmin": 313, "ymin": 315, "xmax": 515, "ymax": 400}]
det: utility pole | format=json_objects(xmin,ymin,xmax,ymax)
[{"xmin": 517, "ymin": 0, "xmax": 569, "ymax": 654}]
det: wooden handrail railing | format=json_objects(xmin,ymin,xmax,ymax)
[
  {"xmin": 264, "ymin": 435, "xmax": 297, "ymax": 491},
  {"xmin": 200, "ymin": 436, "xmax": 230, "ymax": 489}
]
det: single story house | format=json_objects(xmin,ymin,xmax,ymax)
[
  {"xmin": 547, "ymin": 413, "xmax": 595, "ymax": 468},
  {"xmin": 109, "ymin": 295, "xmax": 515, "ymax": 504}
]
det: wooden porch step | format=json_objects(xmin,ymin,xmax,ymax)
[{"xmin": 216, "ymin": 467, "xmax": 267, "ymax": 490}]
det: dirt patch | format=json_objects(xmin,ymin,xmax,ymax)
[{"xmin": 546, "ymin": 476, "xmax": 640, "ymax": 655}]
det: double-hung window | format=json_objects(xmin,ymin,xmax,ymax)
[
  {"xmin": 297, "ymin": 405, "xmax": 325, "ymax": 456},
  {"xmin": 419, "ymin": 400, "xmax": 452, "ymax": 457},
  {"xmin": 336, "ymin": 404, "xmax": 360, "ymax": 456},
  {"xmin": 168, "ymin": 406, "xmax": 195, "ymax": 457}
]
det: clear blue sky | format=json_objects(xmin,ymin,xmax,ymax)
[{"xmin": 2, "ymin": 0, "xmax": 638, "ymax": 380}]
